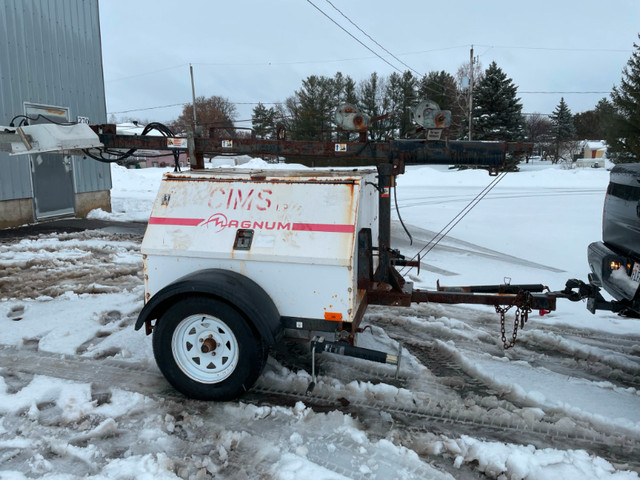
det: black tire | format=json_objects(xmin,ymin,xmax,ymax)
[{"xmin": 152, "ymin": 296, "xmax": 267, "ymax": 400}]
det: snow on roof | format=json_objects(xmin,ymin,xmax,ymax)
[
  {"xmin": 115, "ymin": 122, "xmax": 164, "ymax": 136},
  {"xmin": 582, "ymin": 140, "xmax": 607, "ymax": 150}
]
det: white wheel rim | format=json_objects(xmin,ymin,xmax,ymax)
[{"xmin": 172, "ymin": 314, "xmax": 239, "ymax": 383}]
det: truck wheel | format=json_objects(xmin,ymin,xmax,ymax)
[{"xmin": 152, "ymin": 296, "xmax": 267, "ymax": 400}]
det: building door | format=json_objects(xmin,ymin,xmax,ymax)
[{"xmin": 26, "ymin": 104, "xmax": 76, "ymax": 219}]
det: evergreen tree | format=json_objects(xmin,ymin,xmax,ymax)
[
  {"xmin": 596, "ymin": 98, "xmax": 618, "ymax": 146},
  {"xmin": 606, "ymin": 35, "xmax": 640, "ymax": 162},
  {"xmin": 549, "ymin": 97, "xmax": 576, "ymax": 162},
  {"xmin": 384, "ymin": 72, "xmax": 403, "ymax": 137},
  {"xmin": 417, "ymin": 71, "xmax": 458, "ymax": 111},
  {"xmin": 417, "ymin": 70, "xmax": 463, "ymax": 135},
  {"xmin": 384, "ymin": 71, "xmax": 417, "ymax": 137},
  {"xmin": 333, "ymin": 72, "xmax": 358, "ymax": 106},
  {"xmin": 284, "ymin": 73, "xmax": 361, "ymax": 141},
  {"xmin": 573, "ymin": 110, "xmax": 601, "ymax": 140},
  {"xmin": 251, "ymin": 102, "xmax": 276, "ymax": 139},
  {"xmin": 286, "ymin": 75, "xmax": 335, "ymax": 140},
  {"xmin": 471, "ymin": 61, "xmax": 524, "ymax": 141}
]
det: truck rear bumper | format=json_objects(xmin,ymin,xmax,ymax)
[{"xmin": 587, "ymin": 241, "xmax": 640, "ymax": 302}]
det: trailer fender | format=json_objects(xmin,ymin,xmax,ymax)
[{"xmin": 135, "ymin": 269, "xmax": 282, "ymax": 345}]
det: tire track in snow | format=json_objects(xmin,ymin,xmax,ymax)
[
  {"xmin": 1, "ymin": 344, "xmax": 637, "ymax": 472},
  {"xmin": 0, "ymin": 346, "xmax": 452, "ymax": 479},
  {"xmin": 396, "ymin": 300, "xmax": 640, "ymax": 391},
  {"xmin": 0, "ymin": 230, "xmax": 144, "ymax": 300}
]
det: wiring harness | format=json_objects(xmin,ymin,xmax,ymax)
[{"xmin": 82, "ymin": 122, "xmax": 183, "ymax": 171}]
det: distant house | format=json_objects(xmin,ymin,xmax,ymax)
[
  {"xmin": 582, "ymin": 141, "xmax": 607, "ymax": 159},
  {"xmin": 116, "ymin": 123, "xmax": 187, "ymax": 169},
  {"xmin": 576, "ymin": 140, "xmax": 607, "ymax": 168}
]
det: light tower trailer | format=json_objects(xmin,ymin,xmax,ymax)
[
  {"xmin": 1, "ymin": 117, "xmax": 569, "ymax": 401},
  {"xmin": 125, "ymin": 140, "xmax": 558, "ymax": 401}
]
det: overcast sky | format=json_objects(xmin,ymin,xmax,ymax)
[{"xmin": 99, "ymin": 0, "xmax": 640, "ymax": 126}]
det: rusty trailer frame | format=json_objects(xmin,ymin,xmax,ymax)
[{"xmin": 88, "ymin": 124, "xmax": 561, "ymax": 344}]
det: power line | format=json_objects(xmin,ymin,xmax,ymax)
[
  {"xmin": 108, "ymin": 88, "xmax": 610, "ymax": 116},
  {"xmin": 109, "ymin": 47, "xmax": 470, "ymax": 81},
  {"xmin": 105, "ymin": 64, "xmax": 188, "ymax": 83},
  {"xmin": 105, "ymin": 44, "xmax": 630, "ymax": 86},
  {"xmin": 305, "ymin": 0, "xmax": 405, "ymax": 74},
  {"xmin": 475, "ymin": 44, "xmax": 632, "ymax": 53},
  {"xmin": 108, "ymin": 103, "xmax": 189, "ymax": 115},
  {"xmin": 322, "ymin": 0, "xmax": 422, "ymax": 76},
  {"xmin": 108, "ymin": 101, "xmax": 282, "ymax": 116},
  {"xmin": 306, "ymin": 0, "xmax": 457, "ymax": 97}
]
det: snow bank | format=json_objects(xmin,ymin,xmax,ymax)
[{"xmin": 428, "ymin": 435, "xmax": 639, "ymax": 480}]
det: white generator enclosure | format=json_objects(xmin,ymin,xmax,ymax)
[{"xmin": 141, "ymin": 168, "xmax": 379, "ymax": 325}]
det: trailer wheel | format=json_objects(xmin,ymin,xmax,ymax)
[{"xmin": 152, "ymin": 296, "xmax": 267, "ymax": 400}]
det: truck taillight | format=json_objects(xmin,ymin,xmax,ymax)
[
  {"xmin": 607, "ymin": 259, "xmax": 632, "ymax": 274},
  {"xmin": 609, "ymin": 260, "xmax": 622, "ymax": 270}
]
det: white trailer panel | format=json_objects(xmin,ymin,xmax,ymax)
[{"xmin": 141, "ymin": 168, "xmax": 379, "ymax": 323}]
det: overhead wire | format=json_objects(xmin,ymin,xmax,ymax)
[
  {"xmin": 308, "ymin": 0, "xmax": 467, "ymax": 100},
  {"xmin": 311, "ymin": 0, "xmax": 461, "ymax": 95},
  {"xmin": 474, "ymin": 44, "xmax": 632, "ymax": 53},
  {"xmin": 105, "ymin": 63, "xmax": 189, "ymax": 83},
  {"xmin": 108, "ymin": 101, "xmax": 281, "ymax": 116},
  {"xmin": 305, "ymin": 0, "xmax": 405, "ymax": 74},
  {"xmin": 322, "ymin": 0, "xmax": 422, "ymax": 77}
]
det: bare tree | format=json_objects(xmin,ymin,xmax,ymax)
[
  {"xmin": 171, "ymin": 95, "xmax": 237, "ymax": 138},
  {"xmin": 524, "ymin": 113, "xmax": 552, "ymax": 159}
]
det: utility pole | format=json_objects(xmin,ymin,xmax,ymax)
[
  {"xmin": 190, "ymin": 64, "xmax": 198, "ymax": 126},
  {"xmin": 188, "ymin": 63, "xmax": 203, "ymax": 169},
  {"xmin": 468, "ymin": 45, "xmax": 474, "ymax": 141}
]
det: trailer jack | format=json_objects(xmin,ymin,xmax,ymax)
[{"xmin": 306, "ymin": 336, "xmax": 402, "ymax": 395}]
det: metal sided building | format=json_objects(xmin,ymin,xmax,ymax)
[{"xmin": 0, "ymin": 0, "xmax": 111, "ymax": 229}]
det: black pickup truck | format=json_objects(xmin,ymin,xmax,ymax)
[{"xmin": 585, "ymin": 163, "xmax": 640, "ymax": 316}]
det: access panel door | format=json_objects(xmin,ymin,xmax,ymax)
[{"xmin": 26, "ymin": 104, "xmax": 76, "ymax": 219}]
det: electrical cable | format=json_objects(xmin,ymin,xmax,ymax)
[
  {"xmin": 9, "ymin": 114, "xmax": 76, "ymax": 127},
  {"xmin": 81, "ymin": 122, "xmax": 183, "ymax": 170},
  {"xmin": 393, "ymin": 180, "xmax": 412, "ymax": 245}
]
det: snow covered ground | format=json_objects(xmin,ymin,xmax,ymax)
[{"xmin": 1, "ymin": 158, "xmax": 639, "ymax": 479}]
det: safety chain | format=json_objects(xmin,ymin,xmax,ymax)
[{"xmin": 495, "ymin": 291, "xmax": 533, "ymax": 349}]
